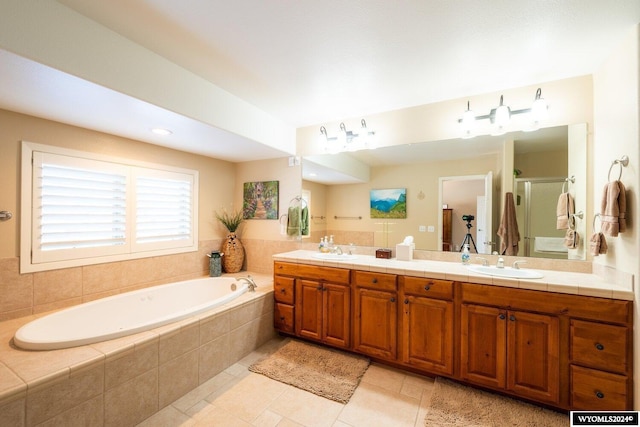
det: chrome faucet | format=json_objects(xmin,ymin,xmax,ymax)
[
  {"xmin": 513, "ymin": 260, "xmax": 527, "ymax": 270},
  {"xmin": 236, "ymin": 275, "xmax": 257, "ymax": 292},
  {"xmin": 475, "ymin": 257, "xmax": 489, "ymax": 266}
]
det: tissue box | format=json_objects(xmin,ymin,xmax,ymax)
[
  {"xmin": 395, "ymin": 243, "xmax": 415, "ymax": 261},
  {"xmin": 376, "ymin": 249, "xmax": 392, "ymax": 259}
]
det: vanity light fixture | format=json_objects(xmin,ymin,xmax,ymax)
[
  {"xmin": 318, "ymin": 119, "xmax": 376, "ymax": 153},
  {"xmin": 458, "ymin": 88, "xmax": 548, "ymax": 137}
]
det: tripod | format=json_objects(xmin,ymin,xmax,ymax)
[{"xmin": 460, "ymin": 221, "xmax": 478, "ymax": 253}]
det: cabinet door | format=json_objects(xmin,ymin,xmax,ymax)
[
  {"xmin": 460, "ymin": 304, "xmax": 506, "ymax": 389},
  {"xmin": 507, "ymin": 310, "xmax": 559, "ymax": 404},
  {"xmin": 295, "ymin": 279, "xmax": 323, "ymax": 341},
  {"xmin": 354, "ymin": 287, "xmax": 397, "ymax": 360},
  {"xmin": 323, "ymin": 283, "xmax": 350, "ymax": 349},
  {"xmin": 402, "ymin": 295, "xmax": 454, "ymax": 375}
]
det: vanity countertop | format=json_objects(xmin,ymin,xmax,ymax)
[{"xmin": 273, "ymin": 250, "xmax": 634, "ymax": 301}]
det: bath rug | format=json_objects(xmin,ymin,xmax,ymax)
[
  {"xmin": 248, "ymin": 339, "xmax": 370, "ymax": 403},
  {"xmin": 424, "ymin": 377, "xmax": 568, "ymax": 426}
]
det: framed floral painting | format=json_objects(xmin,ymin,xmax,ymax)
[{"xmin": 243, "ymin": 181, "xmax": 279, "ymax": 219}]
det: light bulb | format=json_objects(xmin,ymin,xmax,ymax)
[{"xmin": 461, "ymin": 102, "xmax": 476, "ymax": 139}]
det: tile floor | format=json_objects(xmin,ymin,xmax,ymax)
[{"xmin": 136, "ymin": 337, "xmax": 435, "ymax": 427}]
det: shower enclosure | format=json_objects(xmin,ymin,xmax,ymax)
[{"xmin": 515, "ymin": 178, "xmax": 567, "ymax": 259}]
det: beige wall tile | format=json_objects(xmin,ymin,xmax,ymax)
[
  {"xmin": 105, "ymin": 340, "xmax": 158, "ymax": 390},
  {"xmin": 158, "ymin": 349, "xmax": 199, "ymax": 408},
  {"xmin": 104, "ymin": 368, "xmax": 158, "ymax": 427},
  {"xmin": 199, "ymin": 312, "xmax": 230, "ymax": 345},
  {"xmin": 26, "ymin": 364, "xmax": 104, "ymax": 426},
  {"xmin": 159, "ymin": 323, "xmax": 199, "ymax": 365},
  {"xmin": 37, "ymin": 394, "xmax": 103, "ymax": 427},
  {"xmin": 0, "ymin": 397, "xmax": 25, "ymax": 427},
  {"xmin": 199, "ymin": 335, "xmax": 231, "ymax": 384},
  {"xmin": 33, "ymin": 267, "xmax": 82, "ymax": 306},
  {"xmin": 82, "ymin": 261, "xmax": 128, "ymax": 295},
  {"xmin": 0, "ymin": 258, "xmax": 33, "ymax": 314},
  {"xmin": 0, "ymin": 362, "xmax": 26, "ymax": 400},
  {"xmin": 33, "ymin": 297, "xmax": 83, "ymax": 315}
]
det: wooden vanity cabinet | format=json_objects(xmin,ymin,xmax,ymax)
[
  {"xmin": 352, "ymin": 271, "xmax": 398, "ymax": 360},
  {"xmin": 400, "ymin": 276, "xmax": 454, "ymax": 375},
  {"xmin": 273, "ymin": 260, "xmax": 634, "ymax": 411},
  {"xmin": 460, "ymin": 303, "xmax": 560, "ymax": 404},
  {"xmin": 460, "ymin": 284, "xmax": 562, "ymax": 405},
  {"xmin": 274, "ymin": 262, "xmax": 351, "ymax": 349}
]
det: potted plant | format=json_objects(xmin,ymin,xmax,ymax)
[{"xmin": 215, "ymin": 209, "xmax": 245, "ymax": 273}]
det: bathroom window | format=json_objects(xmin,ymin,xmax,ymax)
[{"xmin": 21, "ymin": 142, "xmax": 198, "ymax": 273}]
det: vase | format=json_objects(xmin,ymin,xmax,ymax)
[{"xmin": 222, "ymin": 232, "xmax": 244, "ymax": 273}]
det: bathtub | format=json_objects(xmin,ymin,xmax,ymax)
[{"xmin": 14, "ymin": 276, "xmax": 250, "ymax": 350}]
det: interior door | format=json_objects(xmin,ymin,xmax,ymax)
[{"xmin": 478, "ymin": 171, "xmax": 493, "ymax": 254}]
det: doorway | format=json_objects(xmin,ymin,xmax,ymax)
[{"xmin": 439, "ymin": 172, "xmax": 493, "ymax": 254}]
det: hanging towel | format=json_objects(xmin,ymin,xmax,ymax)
[
  {"xmin": 301, "ymin": 206, "xmax": 309, "ymax": 235},
  {"xmin": 563, "ymin": 229, "xmax": 579, "ymax": 249},
  {"xmin": 556, "ymin": 192, "xmax": 575, "ymax": 230},
  {"xmin": 534, "ymin": 237, "xmax": 567, "ymax": 253},
  {"xmin": 497, "ymin": 192, "xmax": 520, "ymax": 256},
  {"xmin": 600, "ymin": 181, "xmax": 627, "ymax": 237},
  {"xmin": 589, "ymin": 232, "xmax": 608, "ymax": 257},
  {"xmin": 287, "ymin": 206, "xmax": 300, "ymax": 236}
]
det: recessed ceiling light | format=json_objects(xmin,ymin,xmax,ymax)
[{"xmin": 151, "ymin": 128, "xmax": 172, "ymax": 136}]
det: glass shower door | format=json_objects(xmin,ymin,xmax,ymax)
[{"xmin": 516, "ymin": 179, "xmax": 567, "ymax": 259}]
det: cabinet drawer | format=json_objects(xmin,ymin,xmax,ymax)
[
  {"xmin": 274, "ymin": 303, "xmax": 294, "ymax": 333},
  {"xmin": 571, "ymin": 365, "xmax": 629, "ymax": 411},
  {"xmin": 274, "ymin": 276, "xmax": 295, "ymax": 304},
  {"xmin": 353, "ymin": 271, "xmax": 397, "ymax": 291},
  {"xmin": 274, "ymin": 262, "xmax": 350, "ymax": 284},
  {"xmin": 403, "ymin": 277, "xmax": 453, "ymax": 300},
  {"xmin": 571, "ymin": 320, "xmax": 628, "ymax": 374}
]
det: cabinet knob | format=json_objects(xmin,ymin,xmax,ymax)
[
  {"xmin": 595, "ymin": 343, "xmax": 605, "ymax": 351},
  {"xmin": 404, "ymin": 299, "xmax": 409, "ymax": 304},
  {"xmin": 280, "ymin": 288, "xmax": 286, "ymax": 293},
  {"xmin": 499, "ymin": 314, "xmax": 506, "ymax": 320},
  {"xmin": 424, "ymin": 285, "xmax": 431, "ymax": 291},
  {"xmin": 595, "ymin": 390, "xmax": 605, "ymax": 399},
  {"xmin": 372, "ymin": 278, "xmax": 378, "ymax": 284},
  {"xmin": 317, "ymin": 285, "xmax": 323, "ymax": 291},
  {"xmin": 280, "ymin": 316, "xmax": 285, "ymax": 320},
  {"xmin": 390, "ymin": 297, "xmax": 396, "ymax": 303},
  {"xmin": 509, "ymin": 315, "xmax": 516, "ymax": 321}
]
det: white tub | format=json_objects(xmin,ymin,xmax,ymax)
[{"xmin": 14, "ymin": 276, "xmax": 250, "ymax": 350}]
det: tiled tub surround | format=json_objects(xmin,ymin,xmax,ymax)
[
  {"xmin": 274, "ymin": 250, "xmax": 634, "ymax": 300},
  {"xmin": 0, "ymin": 238, "xmax": 301, "ymax": 323},
  {"xmin": 0, "ymin": 273, "xmax": 275, "ymax": 427}
]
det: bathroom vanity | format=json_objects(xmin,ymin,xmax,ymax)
[{"xmin": 272, "ymin": 250, "xmax": 633, "ymax": 412}]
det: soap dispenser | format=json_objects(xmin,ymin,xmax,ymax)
[{"xmin": 461, "ymin": 244, "xmax": 470, "ymax": 265}]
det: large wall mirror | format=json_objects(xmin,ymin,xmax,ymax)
[{"xmin": 301, "ymin": 123, "xmax": 587, "ymax": 261}]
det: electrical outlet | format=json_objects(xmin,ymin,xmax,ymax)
[
  {"xmin": 419, "ymin": 225, "xmax": 426, "ymax": 232},
  {"xmin": 427, "ymin": 225, "xmax": 435, "ymax": 232}
]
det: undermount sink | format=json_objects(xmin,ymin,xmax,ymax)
[
  {"xmin": 466, "ymin": 265, "xmax": 544, "ymax": 279},
  {"xmin": 311, "ymin": 253, "xmax": 358, "ymax": 261}
]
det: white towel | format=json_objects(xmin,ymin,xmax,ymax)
[{"xmin": 534, "ymin": 237, "xmax": 567, "ymax": 253}]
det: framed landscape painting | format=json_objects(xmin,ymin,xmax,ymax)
[{"xmin": 370, "ymin": 188, "xmax": 407, "ymax": 218}]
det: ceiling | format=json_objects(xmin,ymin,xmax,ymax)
[{"xmin": 1, "ymin": 1, "xmax": 639, "ymax": 163}]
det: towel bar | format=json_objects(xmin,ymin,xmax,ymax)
[
  {"xmin": 334, "ymin": 215, "xmax": 362, "ymax": 220},
  {"xmin": 608, "ymin": 155, "xmax": 629, "ymax": 181},
  {"xmin": 0, "ymin": 211, "xmax": 12, "ymax": 221}
]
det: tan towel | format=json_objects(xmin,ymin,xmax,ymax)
[
  {"xmin": 589, "ymin": 232, "xmax": 608, "ymax": 257},
  {"xmin": 600, "ymin": 181, "xmax": 627, "ymax": 237},
  {"xmin": 497, "ymin": 192, "xmax": 520, "ymax": 255},
  {"xmin": 564, "ymin": 229, "xmax": 579, "ymax": 249},
  {"xmin": 556, "ymin": 192, "xmax": 574, "ymax": 229}
]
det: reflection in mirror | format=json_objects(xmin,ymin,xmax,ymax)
[{"xmin": 302, "ymin": 124, "xmax": 586, "ymax": 261}]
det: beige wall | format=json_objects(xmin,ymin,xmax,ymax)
[
  {"xmin": 0, "ymin": 109, "xmax": 237, "ymax": 259},
  {"xmin": 0, "ymin": 109, "xmax": 302, "ymax": 321},
  {"xmin": 593, "ymin": 25, "xmax": 639, "ymax": 408}
]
